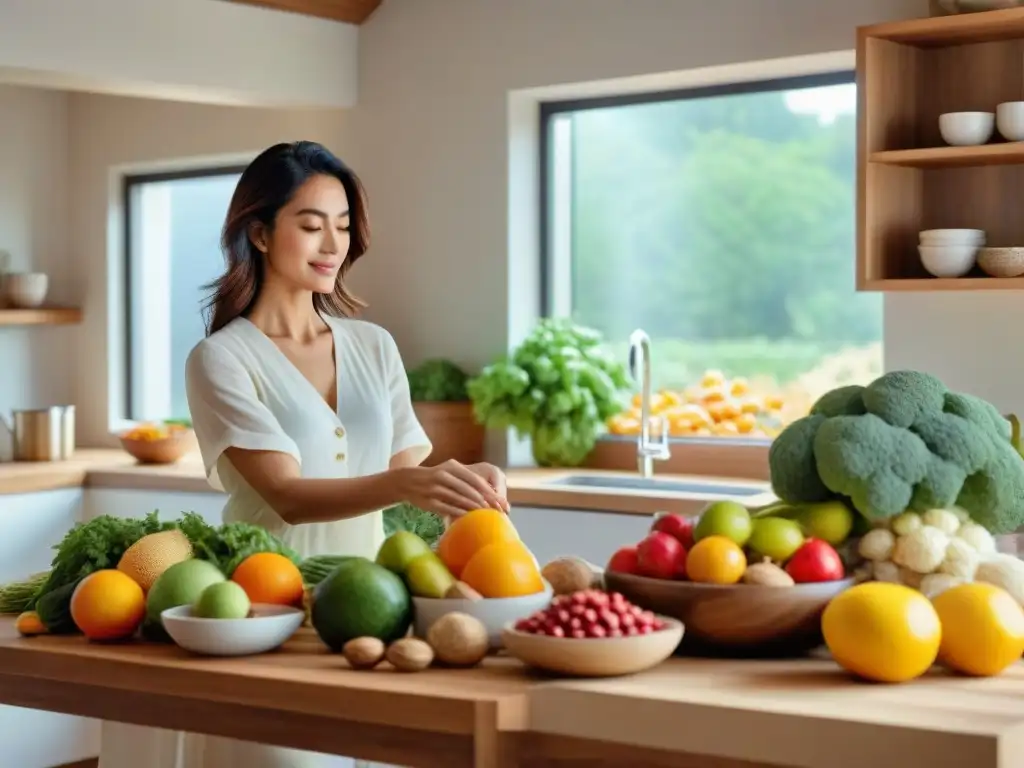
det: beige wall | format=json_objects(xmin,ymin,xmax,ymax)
[
  {"xmin": 0, "ymin": 85, "xmax": 75, "ymax": 412},
  {"xmin": 66, "ymin": 93, "xmax": 350, "ymax": 444}
]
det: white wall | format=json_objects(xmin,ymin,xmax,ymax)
[
  {"xmin": 0, "ymin": 86, "xmax": 77, "ymax": 412},
  {"xmin": 0, "ymin": 0, "xmax": 358, "ymax": 108}
]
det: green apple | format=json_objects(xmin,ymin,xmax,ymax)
[
  {"xmin": 748, "ymin": 517, "xmax": 805, "ymax": 562},
  {"xmin": 693, "ymin": 500, "xmax": 752, "ymax": 547},
  {"xmin": 799, "ymin": 500, "xmax": 855, "ymax": 545}
]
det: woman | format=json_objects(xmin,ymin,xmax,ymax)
[{"xmin": 98, "ymin": 141, "xmax": 509, "ymax": 768}]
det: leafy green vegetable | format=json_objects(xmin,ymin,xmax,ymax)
[
  {"xmin": 467, "ymin": 317, "xmax": 631, "ymax": 466},
  {"xmin": 190, "ymin": 521, "xmax": 302, "ymax": 577},
  {"xmin": 407, "ymin": 359, "xmax": 470, "ymax": 402},
  {"xmin": 383, "ymin": 503, "xmax": 446, "ymax": 548}
]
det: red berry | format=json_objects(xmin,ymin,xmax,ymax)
[
  {"xmin": 549, "ymin": 625, "xmax": 565, "ymax": 638},
  {"xmin": 588, "ymin": 624, "xmax": 607, "ymax": 638}
]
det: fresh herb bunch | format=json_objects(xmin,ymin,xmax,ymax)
[
  {"xmin": 383, "ymin": 503, "xmax": 446, "ymax": 548},
  {"xmin": 467, "ymin": 317, "xmax": 631, "ymax": 467},
  {"xmin": 407, "ymin": 359, "xmax": 470, "ymax": 402},
  {"xmin": 35, "ymin": 511, "xmax": 211, "ymax": 601}
]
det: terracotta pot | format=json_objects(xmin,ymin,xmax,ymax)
[{"xmin": 412, "ymin": 401, "xmax": 486, "ymax": 466}]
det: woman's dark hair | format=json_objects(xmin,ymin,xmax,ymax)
[{"xmin": 203, "ymin": 140, "xmax": 370, "ymax": 335}]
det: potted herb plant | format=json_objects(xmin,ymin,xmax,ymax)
[
  {"xmin": 408, "ymin": 359, "xmax": 486, "ymax": 466},
  {"xmin": 467, "ymin": 318, "xmax": 632, "ymax": 467}
]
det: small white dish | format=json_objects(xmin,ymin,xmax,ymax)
[
  {"xmin": 997, "ymin": 101, "xmax": 1024, "ymax": 141},
  {"xmin": 919, "ymin": 228, "xmax": 985, "ymax": 246},
  {"xmin": 918, "ymin": 243, "xmax": 978, "ymax": 278},
  {"xmin": 939, "ymin": 111, "xmax": 995, "ymax": 146},
  {"xmin": 412, "ymin": 581, "xmax": 553, "ymax": 650},
  {"xmin": 501, "ymin": 616, "xmax": 684, "ymax": 677},
  {"xmin": 161, "ymin": 603, "xmax": 304, "ymax": 657}
]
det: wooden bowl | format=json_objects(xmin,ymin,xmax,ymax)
[
  {"xmin": 603, "ymin": 571, "xmax": 855, "ymax": 658},
  {"xmin": 501, "ymin": 616, "xmax": 684, "ymax": 677},
  {"xmin": 119, "ymin": 428, "xmax": 194, "ymax": 464}
]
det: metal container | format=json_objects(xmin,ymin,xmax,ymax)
[{"xmin": 10, "ymin": 406, "xmax": 75, "ymax": 461}]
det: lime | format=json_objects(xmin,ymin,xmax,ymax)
[
  {"xmin": 748, "ymin": 517, "xmax": 804, "ymax": 561},
  {"xmin": 800, "ymin": 501, "xmax": 855, "ymax": 545},
  {"xmin": 822, "ymin": 582, "xmax": 940, "ymax": 683},
  {"xmin": 932, "ymin": 582, "xmax": 1024, "ymax": 677},
  {"xmin": 194, "ymin": 581, "xmax": 251, "ymax": 619},
  {"xmin": 693, "ymin": 501, "xmax": 752, "ymax": 547},
  {"xmin": 376, "ymin": 531, "xmax": 432, "ymax": 575}
]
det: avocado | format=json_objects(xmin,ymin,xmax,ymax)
[{"xmin": 311, "ymin": 559, "xmax": 412, "ymax": 651}]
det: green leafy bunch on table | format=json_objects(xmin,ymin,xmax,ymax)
[{"xmin": 0, "ymin": 504, "xmax": 444, "ymax": 634}]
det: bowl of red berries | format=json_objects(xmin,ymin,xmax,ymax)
[{"xmin": 501, "ymin": 588, "xmax": 684, "ymax": 677}]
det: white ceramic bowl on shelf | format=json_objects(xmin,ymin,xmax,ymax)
[
  {"xmin": 997, "ymin": 101, "xmax": 1024, "ymax": 141},
  {"xmin": 161, "ymin": 603, "xmax": 304, "ymax": 657},
  {"xmin": 918, "ymin": 244, "xmax": 978, "ymax": 278},
  {"xmin": 919, "ymin": 229, "xmax": 985, "ymax": 247},
  {"xmin": 939, "ymin": 111, "xmax": 994, "ymax": 146}
]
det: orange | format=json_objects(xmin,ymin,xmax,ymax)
[
  {"xmin": 70, "ymin": 569, "xmax": 146, "ymax": 641},
  {"xmin": 231, "ymin": 552, "xmax": 304, "ymax": 606},
  {"xmin": 460, "ymin": 540, "xmax": 544, "ymax": 598},
  {"xmin": 686, "ymin": 536, "xmax": 747, "ymax": 585},
  {"xmin": 436, "ymin": 508, "xmax": 520, "ymax": 578}
]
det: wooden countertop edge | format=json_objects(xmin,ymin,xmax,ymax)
[{"xmin": 0, "ymin": 450, "xmax": 774, "ymax": 514}]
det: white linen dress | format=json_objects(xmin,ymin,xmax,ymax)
[{"xmin": 97, "ymin": 315, "xmax": 432, "ymax": 768}]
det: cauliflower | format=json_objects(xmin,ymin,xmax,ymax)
[
  {"xmin": 939, "ymin": 537, "xmax": 979, "ymax": 580},
  {"xmin": 858, "ymin": 528, "xmax": 895, "ymax": 561},
  {"xmin": 957, "ymin": 522, "xmax": 997, "ymax": 556},
  {"xmin": 922, "ymin": 508, "xmax": 961, "ymax": 535},
  {"xmin": 892, "ymin": 525, "xmax": 949, "ymax": 574},
  {"xmin": 975, "ymin": 554, "xmax": 1024, "ymax": 606},
  {"xmin": 872, "ymin": 560, "xmax": 903, "ymax": 584},
  {"xmin": 891, "ymin": 512, "xmax": 923, "ymax": 536},
  {"xmin": 919, "ymin": 572, "xmax": 965, "ymax": 599},
  {"xmin": 767, "ymin": 370, "xmax": 1024, "ymax": 534}
]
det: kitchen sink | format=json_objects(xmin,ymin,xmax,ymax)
[{"xmin": 546, "ymin": 474, "xmax": 766, "ymax": 497}]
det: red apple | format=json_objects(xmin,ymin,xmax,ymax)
[
  {"xmin": 651, "ymin": 513, "xmax": 695, "ymax": 550},
  {"xmin": 636, "ymin": 531, "xmax": 688, "ymax": 580},
  {"xmin": 784, "ymin": 538, "xmax": 845, "ymax": 583},
  {"xmin": 606, "ymin": 545, "xmax": 640, "ymax": 575}
]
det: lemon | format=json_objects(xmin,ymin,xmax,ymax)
[
  {"xmin": 686, "ymin": 535, "xmax": 747, "ymax": 585},
  {"xmin": 932, "ymin": 582, "xmax": 1024, "ymax": 677},
  {"xmin": 821, "ymin": 582, "xmax": 941, "ymax": 683}
]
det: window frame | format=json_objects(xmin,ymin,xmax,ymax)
[
  {"xmin": 536, "ymin": 69, "xmax": 860, "ymax": 478},
  {"xmin": 122, "ymin": 164, "xmax": 247, "ymax": 422}
]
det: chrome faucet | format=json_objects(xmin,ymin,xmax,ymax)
[{"xmin": 628, "ymin": 329, "xmax": 670, "ymax": 478}]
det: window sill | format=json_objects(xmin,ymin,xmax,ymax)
[{"xmin": 582, "ymin": 436, "xmax": 771, "ymax": 482}]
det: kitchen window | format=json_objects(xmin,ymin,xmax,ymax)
[
  {"xmin": 539, "ymin": 71, "xmax": 881, "ymax": 460},
  {"xmin": 123, "ymin": 166, "xmax": 244, "ymax": 422}
]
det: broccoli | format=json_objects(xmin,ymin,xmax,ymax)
[{"xmin": 769, "ymin": 370, "xmax": 1024, "ymax": 534}]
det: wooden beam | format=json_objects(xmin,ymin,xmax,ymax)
[{"xmin": 221, "ymin": 0, "xmax": 382, "ymax": 24}]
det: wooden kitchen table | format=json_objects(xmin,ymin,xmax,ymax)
[
  {"xmin": 0, "ymin": 622, "xmax": 531, "ymax": 768},
  {"xmin": 518, "ymin": 655, "xmax": 1024, "ymax": 768}
]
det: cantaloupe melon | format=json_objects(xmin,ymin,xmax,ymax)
[{"xmin": 118, "ymin": 529, "xmax": 194, "ymax": 591}]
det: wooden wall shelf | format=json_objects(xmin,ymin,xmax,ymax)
[
  {"xmin": 856, "ymin": 8, "xmax": 1024, "ymax": 290},
  {"xmin": 0, "ymin": 307, "xmax": 83, "ymax": 326}
]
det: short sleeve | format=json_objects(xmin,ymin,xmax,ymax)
[
  {"xmin": 185, "ymin": 341, "xmax": 301, "ymax": 491},
  {"xmin": 380, "ymin": 329, "xmax": 432, "ymax": 465}
]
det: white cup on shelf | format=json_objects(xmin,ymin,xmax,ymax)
[
  {"xmin": 996, "ymin": 101, "xmax": 1024, "ymax": 141},
  {"xmin": 939, "ymin": 111, "xmax": 995, "ymax": 146}
]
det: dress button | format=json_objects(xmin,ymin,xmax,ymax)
[
  {"xmin": 335, "ymin": 452, "xmax": 346, "ymax": 461},
  {"xmin": 335, "ymin": 426, "xmax": 345, "ymax": 438}
]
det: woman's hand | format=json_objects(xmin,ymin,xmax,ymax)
[{"xmin": 398, "ymin": 460, "xmax": 510, "ymax": 518}]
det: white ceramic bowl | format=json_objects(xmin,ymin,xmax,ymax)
[
  {"xmin": 939, "ymin": 111, "xmax": 995, "ymax": 146},
  {"xmin": 918, "ymin": 243, "xmax": 978, "ymax": 278},
  {"xmin": 997, "ymin": 101, "xmax": 1024, "ymax": 141},
  {"xmin": 3, "ymin": 272, "xmax": 48, "ymax": 308},
  {"xmin": 501, "ymin": 616, "xmax": 684, "ymax": 677},
  {"xmin": 919, "ymin": 228, "xmax": 985, "ymax": 246},
  {"xmin": 412, "ymin": 581, "xmax": 554, "ymax": 650},
  {"xmin": 161, "ymin": 603, "xmax": 304, "ymax": 657}
]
